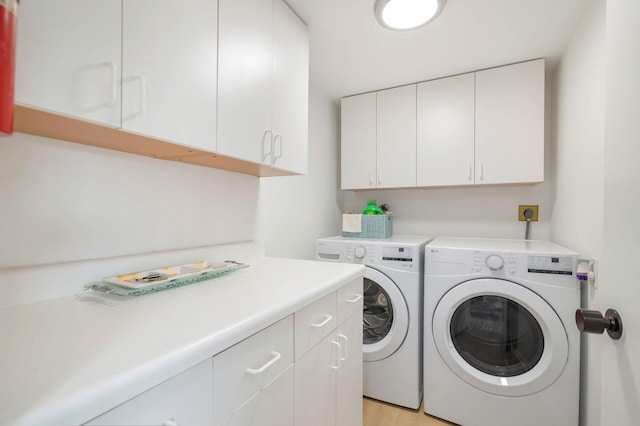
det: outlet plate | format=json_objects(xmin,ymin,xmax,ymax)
[{"xmin": 518, "ymin": 205, "xmax": 539, "ymax": 221}]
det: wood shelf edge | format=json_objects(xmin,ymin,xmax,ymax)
[{"xmin": 13, "ymin": 105, "xmax": 299, "ymax": 178}]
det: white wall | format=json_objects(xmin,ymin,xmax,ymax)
[
  {"xmin": 0, "ymin": 83, "xmax": 342, "ymax": 307},
  {"xmin": 549, "ymin": 2, "xmax": 606, "ymax": 425}
]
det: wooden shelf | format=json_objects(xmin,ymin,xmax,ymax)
[{"xmin": 14, "ymin": 104, "xmax": 298, "ymax": 178}]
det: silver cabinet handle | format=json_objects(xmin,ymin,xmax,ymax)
[
  {"xmin": 346, "ymin": 294, "xmax": 362, "ymax": 303},
  {"xmin": 103, "ymin": 61, "xmax": 117, "ymax": 107},
  {"xmin": 337, "ymin": 333, "xmax": 349, "ymax": 361},
  {"xmin": 246, "ymin": 351, "xmax": 281, "ymax": 375}
]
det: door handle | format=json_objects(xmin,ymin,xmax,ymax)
[{"xmin": 575, "ymin": 309, "xmax": 623, "ymax": 340}]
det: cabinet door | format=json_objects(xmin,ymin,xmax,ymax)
[
  {"xmin": 271, "ymin": 0, "xmax": 309, "ymax": 174},
  {"xmin": 219, "ymin": 366, "xmax": 294, "ymax": 426},
  {"xmin": 341, "ymin": 93, "xmax": 377, "ymax": 190},
  {"xmin": 122, "ymin": 0, "xmax": 217, "ymax": 151},
  {"xmin": 295, "ymin": 332, "xmax": 339, "ymax": 426},
  {"xmin": 15, "ymin": 0, "xmax": 121, "ymax": 127},
  {"xmin": 377, "ymin": 84, "xmax": 417, "ymax": 188},
  {"xmin": 336, "ymin": 312, "xmax": 363, "ymax": 426},
  {"xmin": 475, "ymin": 59, "xmax": 545, "ymax": 184},
  {"xmin": 86, "ymin": 359, "xmax": 213, "ymax": 426},
  {"xmin": 417, "ymin": 74, "xmax": 475, "ymax": 186},
  {"xmin": 218, "ymin": 0, "xmax": 273, "ymax": 164}
]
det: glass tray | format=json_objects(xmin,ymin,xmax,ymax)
[{"xmin": 83, "ymin": 260, "xmax": 249, "ymax": 297}]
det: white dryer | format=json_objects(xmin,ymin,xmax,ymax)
[
  {"xmin": 317, "ymin": 235, "xmax": 432, "ymax": 409},
  {"xmin": 424, "ymin": 237, "xmax": 580, "ymax": 426}
]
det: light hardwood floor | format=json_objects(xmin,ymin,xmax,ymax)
[{"xmin": 363, "ymin": 397, "xmax": 457, "ymax": 426}]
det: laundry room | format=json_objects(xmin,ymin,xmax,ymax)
[{"xmin": 0, "ymin": 0, "xmax": 638, "ymax": 425}]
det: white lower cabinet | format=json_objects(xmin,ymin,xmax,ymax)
[
  {"xmin": 295, "ymin": 278, "xmax": 364, "ymax": 426},
  {"xmin": 85, "ymin": 279, "xmax": 363, "ymax": 426},
  {"xmin": 85, "ymin": 359, "xmax": 213, "ymax": 426}
]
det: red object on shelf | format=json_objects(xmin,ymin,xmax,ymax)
[{"xmin": 0, "ymin": 0, "xmax": 18, "ymax": 136}]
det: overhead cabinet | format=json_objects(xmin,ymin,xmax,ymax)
[
  {"xmin": 14, "ymin": 0, "xmax": 309, "ymax": 177},
  {"xmin": 217, "ymin": 0, "xmax": 309, "ymax": 174},
  {"xmin": 342, "ymin": 59, "xmax": 545, "ymax": 190},
  {"xmin": 341, "ymin": 85, "xmax": 417, "ymax": 190}
]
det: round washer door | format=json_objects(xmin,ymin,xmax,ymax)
[
  {"xmin": 432, "ymin": 278, "xmax": 569, "ymax": 396},
  {"xmin": 363, "ymin": 267, "xmax": 409, "ymax": 362}
]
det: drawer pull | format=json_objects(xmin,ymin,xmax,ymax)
[
  {"xmin": 346, "ymin": 294, "xmax": 362, "ymax": 303},
  {"xmin": 338, "ymin": 333, "xmax": 349, "ymax": 361},
  {"xmin": 310, "ymin": 314, "xmax": 333, "ymax": 328},
  {"xmin": 246, "ymin": 351, "xmax": 281, "ymax": 375},
  {"xmin": 331, "ymin": 340, "xmax": 342, "ymax": 370}
]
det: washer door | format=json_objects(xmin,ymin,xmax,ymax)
[
  {"xmin": 432, "ymin": 278, "xmax": 569, "ymax": 396},
  {"xmin": 363, "ymin": 267, "xmax": 409, "ymax": 362}
]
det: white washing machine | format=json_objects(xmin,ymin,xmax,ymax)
[
  {"xmin": 317, "ymin": 235, "xmax": 432, "ymax": 409},
  {"xmin": 424, "ymin": 237, "xmax": 580, "ymax": 426}
]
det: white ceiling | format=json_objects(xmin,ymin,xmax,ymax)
[{"xmin": 286, "ymin": 0, "xmax": 590, "ymax": 100}]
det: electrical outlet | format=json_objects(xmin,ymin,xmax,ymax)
[{"xmin": 518, "ymin": 205, "xmax": 539, "ymax": 221}]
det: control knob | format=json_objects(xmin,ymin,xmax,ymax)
[
  {"xmin": 486, "ymin": 254, "xmax": 505, "ymax": 271},
  {"xmin": 354, "ymin": 246, "xmax": 367, "ymax": 259}
]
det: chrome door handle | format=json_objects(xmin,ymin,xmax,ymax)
[{"xmin": 575, "ymin": 309, "xmax": 623, "ymax": 340}]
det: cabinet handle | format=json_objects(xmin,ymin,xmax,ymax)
[
  {"xmin": 246, "ymin": 351, "xmax": 281, "ymax": 375},
  {"xmin": 337, "ymin": 333, "xmax": 349, "ymax": 361},
  {"xmin": 273, "ymin": 134, "xmax": 283, "ymax": 164},
  {"xmin": 377, "ymin": 171, "xmax": 382, "ymax": 185},
  {"xmin": 479, "ymin": 162, "xmax": 484, "ymax": 181},
  {"xmin": 346, "ymin": 294, "xmax": 362, "ymax": 303},
  {"xmin": 331, "ymin": 340, "xmax": 342, "ymax": 370},
  {"xmin": 104, "ymin": 61, "xmax": 117, "ymax": 107},
  {"xmin": 310, "ymin": 314, "xmax": 332, "ymax": 328},
  {"xmin": 262, "ymin": 130, "xmax": 274, "ymax": 163},
  {"xmin": 369, "ymin": 172, "xmax": 374, "ymax": 186},
  {"xmin": 468, "ymin": 163, "xmax": 472, "ymax": 182},
  {"xmin": 162, "ymin": 418, "xmax": 178, "ymax": 426}
]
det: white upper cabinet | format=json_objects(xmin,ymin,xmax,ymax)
[
  {"xmin": 341, "ymin": 92, "xmax": 376, "ymax": 190},
  {"xmin": 417, "ymin": 73, "xmax": 475, "ymax": 187},
  {"xmin": 15, "ymin": 0, "xmax": 122, "ymax": 127},
  {"xmin": 271, "ymin": 0, "xmax": 309, "ymax": 174},
  {"xmin": 217, "ymin": 0, "xmax": 273, "ymax": 165},
  {"xmin": 121, "ymin": 0, "xmax": 218, "ymax": 151},
  {"xmin": 218, "ymin": 0, "xmax": 309, "ymax": 174},
  {"xmin": 341, "ymin": 86, "xmax": 416, "ymax": 190},
  {"xmin": 475, "ymin": 59, "xmax": 545, "ymax": 184},
  {"xmin": 376, "ymin": 85, "xmax": 417, "ymax": 189},
  {"xmin": 343, "ymin": 59, "xmax": 545, "ymax": 189}
]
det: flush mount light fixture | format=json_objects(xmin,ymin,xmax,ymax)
[{"xmin": 374, "ymin": 0, "xmax": 446, "ymax": 31}]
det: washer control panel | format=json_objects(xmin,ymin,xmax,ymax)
[
  {"xmin": 527, "ymin": 255, "xmax": 573, "ymax": 275},
  {"xmin": 316, "ymin": 239, "xmax": 420, "ymax": 270}
]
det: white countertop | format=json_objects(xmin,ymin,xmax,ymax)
[{"xmin": 0, "ymin": 256, "xmax": 365, "ymax": 425}]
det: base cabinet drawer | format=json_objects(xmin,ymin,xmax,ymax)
[
  {"xmin": 213, "ymin": 315, "xmax": 294, "ymax": 425},
  {"xmin": 85, "ymin": 359, "xmax": 213, "ymax": 426},
  {"xmin": 219, "ymin": 365, "xmax": 294, "ymax": 426}
]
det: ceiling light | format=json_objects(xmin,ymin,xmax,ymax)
[{"xmin": 374, "ymin": 0, "xmax": 446, "ymax": 31}]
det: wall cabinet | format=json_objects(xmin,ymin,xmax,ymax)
[
  {"xmin": 121, "ymin": 0, "xmax": 218, "ymax": 151},
  {"xmin": 341, "ymin": 85, "xmax": 416, "ymax": 190},
  {"xmin": 14, "ymin": 0, "xmax": 308, "ymax": 178},
  {"xmin": 217, "ymin": 0, "xmax": 309, "ymax": 174},
  {"xmin": 16, "ymin": 0, "xmax": 122, "ymax": 127},
  {"xmin": 474, "ymin": 59, "xmax": 545, "ymax": 184},
  {"xmin": 86, "ymin": 359, "xmax": 214, "ymax": 426},
  {"xmin": 343, "ymin": 59, "xmax": 545, "ymax": 189},
  {"xmin": 417, "ymin": 73, "xmax": 475, "ymax": 186}
]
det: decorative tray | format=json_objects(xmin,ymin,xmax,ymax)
[{"xmin": 83, "ymin": 260, "xmax": 249, "ymax": 297}]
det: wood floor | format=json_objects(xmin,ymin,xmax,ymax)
[{"xmin": 363, "ymin": 397, "xmax": 457, "ymax": 426}]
